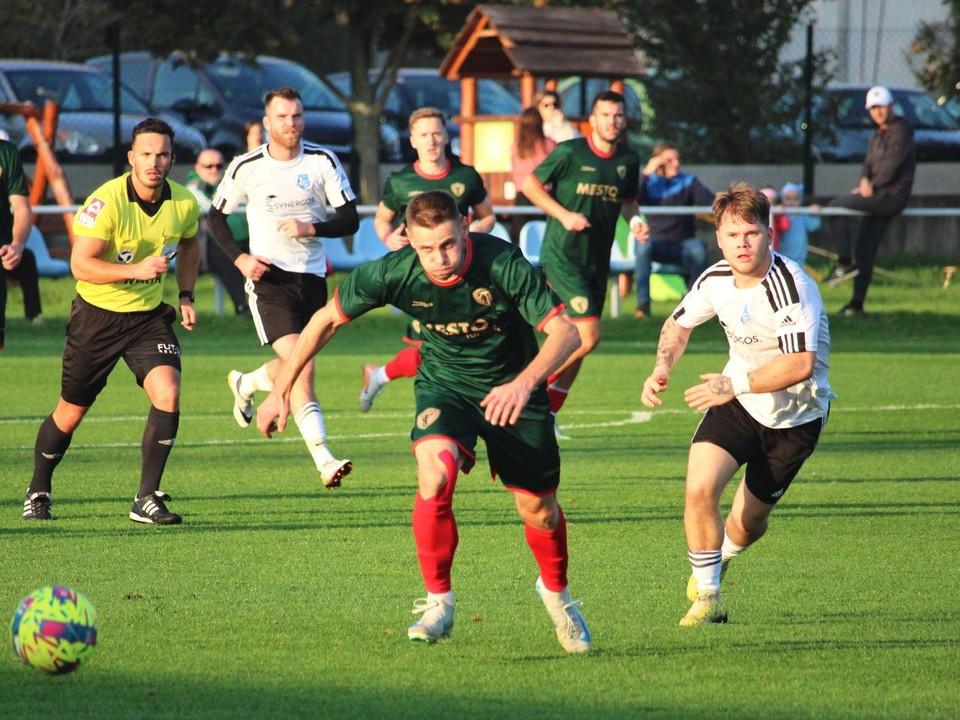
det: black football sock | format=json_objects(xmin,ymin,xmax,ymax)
[
  {"xmin": 30, "ymin": 414, "xmax": 74, "ymax": 495},
  {"xmin": 138, "ymin": 407, "xmax": 179, "ymax": 499}
]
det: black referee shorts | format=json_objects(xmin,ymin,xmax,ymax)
[
  {"xmin": 246, "ymin": 267, "xmax": 327, "ymax": 346},
  {"xmin": 691, "ymin": 399, "xmax": 826, "ymax": 505},
  {"xmin": 61, "ymin": 296, "xmax": 181, "ymax": 407}
]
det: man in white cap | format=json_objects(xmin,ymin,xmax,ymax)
[{"xmin": 827, "ymin": 85, "xmax": 915, "ymax": 316}]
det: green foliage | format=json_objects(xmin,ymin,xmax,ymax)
[
  {"xmin": 909, "ymin": 0, "xmax": 960, "ymax": 101},
  {"xmin": 615, "ymin": 0, "xmax": 834, "ymax": 163},
  {"xmin": 1, "ymin": 270, "xmax": 958, "ymax": 718}
]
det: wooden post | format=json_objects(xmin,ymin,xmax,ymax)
[
  {"xmin": 25, "ymin": 114, "xmax": 74, "ymax": 244},
  {"xmin": 460, "ymin": 77, "xmax": 477, "ymax": 164}
]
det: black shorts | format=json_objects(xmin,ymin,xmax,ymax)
[
  {"xmin": 691, "ymin": 399, "xmax": 826, "ymax": 505},
  {"xmin": 411, "ymin": 382, "xmax": 561, "ymax": 495},
  {"xmin": 247, "ymin": 267, "xmax": 327, "ymax": 346},
  {"xmin": 62, "ymin": 296, "xmax": 181, "ymax": 407}
]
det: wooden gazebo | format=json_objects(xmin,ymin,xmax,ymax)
[{"xmin": 439, "ymin": 4, "xmax": 645, "ymax": 200}]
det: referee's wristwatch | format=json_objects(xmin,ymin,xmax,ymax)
[{"xmin": 178, "ymin": 290, "xmax": 196, "ymax": 303}]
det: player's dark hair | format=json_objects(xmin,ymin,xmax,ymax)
[
  {"xmin": 406, "ymin": 190, "xmax": 461, "ymax": 229},
  {"xmin": 132, "ymin": 118, "xmax": 175, "ymax": 145},
  {"xmin": 264, "ymin": 86, "xmax": 302, "ymax": 108},
  {"xmin": 712, "ymin": 182, "xmax": 770, "ymax": 227},
  {"xmin": 591, "ymin": 90, "xmax": 625, "ymax": 112}
]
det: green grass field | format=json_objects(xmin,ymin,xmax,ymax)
[{"xmin": 2, "ymin": 265, "xmax": 959, "ymax": 719}]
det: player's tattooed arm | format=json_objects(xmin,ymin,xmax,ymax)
[
  {"xmin": 709, "ymin": 375, "xmax": 735, "ymax": 396},
  {"xmin": 654, "ymin": 317, "xmax": 688, "ymax": 371}
]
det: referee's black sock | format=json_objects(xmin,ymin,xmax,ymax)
[
  {"xmin": 30, "ymin": 415, "xmax": 74, "ymax": 494},
  {"xmin": 138, "ymin": 407, "xmax": 179, "ymax": 499}
]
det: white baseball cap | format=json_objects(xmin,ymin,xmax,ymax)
[{"xmin": 865, "ymin": 86, "xmax": 894, "ymax": 109}]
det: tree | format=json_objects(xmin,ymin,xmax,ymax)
[
  {"xmin": 910, "ymin": 0, "xmax": 960, "ymax": 101},
  {"xmin": 614, "ymin": 0, "xmax": 833, "ymax": 163}
]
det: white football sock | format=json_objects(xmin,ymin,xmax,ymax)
[
  {"xmin": 238, "ymin": 363, "xmax": 273, "ymax": 398},
  {"xmin": 721, "ymin": 532, "xmax": 748, "ymax": 564},
  {"xmin": 688, "ymin": 549, "xmax": 723, "ymax": 593},
  {"xmin": 294, "ymin": 401, "xmax": 334, "ymax": 469}
]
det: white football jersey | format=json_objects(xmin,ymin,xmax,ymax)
[
  {"xmin": 213, "ymin": 142, "xmax": 356, "ymax": 275},
  {"xmin": 673, "ymin": 253, "xmax": 836, "ymax": 428}
]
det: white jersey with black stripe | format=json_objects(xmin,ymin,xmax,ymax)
[
  {"xmin": 212, "ymin": 141, "xmax": 356, "ymax": 275},
  {"xmin": 672, "ymin": 252, "xmax": 835, "ymax": 428}
]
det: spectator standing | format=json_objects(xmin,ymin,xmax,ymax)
[
  {"xmin": 359, "ymin": 107, "xmax": 495, "ymax": 413},
  {"xmin": 208, "ymin": 87, "xmax": 357, "ymax": 489},
  {"xmin": 185, "ymin": 148, "xmax": 250, "ymax": 315},
  {"xmin": 0, "ymin": 137, "xmax": 34, "ymax": 346},
  {"xmin": 634, "ymin": 143, "xmax": 713, "ymax": 318},
  {"xmin": 641, "ymin": 183, "xmax": 835, "ymax": 627},
  {"xmin": 778, "ymin": 182, "xmax": 821, "ymax": 268},
  {"xmin": 826, "ymin": 85, "xmax": 915, "ymax": 316},
  {"xmin": 521, "ymin": 91, "xmax": 647, "ymax": 439},
  {"xmin": 533, "ymin": 90, "xmax": 579, "ymax": 144},
  {"xmin": 511, "ymin": 107, "xmax": 556, "ymax": 205},
  {"xmin": 256, "ymin": 190, "xmax": 591, "ymax": 653},
  {"xmin": 23, "ymin": 119, "xmax": 201, "ymax": 524}
]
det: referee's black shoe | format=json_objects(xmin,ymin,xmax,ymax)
[{"xmin": 130, "ymin": 491, "xmax": 182, "ymax": 525}]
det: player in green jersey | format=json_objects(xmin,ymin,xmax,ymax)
[
  {"xmin": 359, "ymin": 107, "xmax": 496, "ymax": 413},
  {"xmin": 257, "ymin": 190, "xmax": 592, "ymax": 654},
  {"xmin": 522, "ymin": 91, "xmax": 649, "ymax": 438}
]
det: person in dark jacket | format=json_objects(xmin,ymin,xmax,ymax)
[
  {"xmin": 827, "ymin": 85, "xmax": 915, "ymax": 316},
  {"xmin": 634, "ymin": 143, "xmax": 714, "ymax": 318}
]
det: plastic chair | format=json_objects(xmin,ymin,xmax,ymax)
[
  {"xmin": 518, "ymin": 220, "xmax": 546, "ymax": 266},
  {"xmin": 487, "ymin": 221, "xmax": 512, "ymax": 244},
  {"xmin": 353, "ymin": 217, "xmax": 390, "ymax": 262},
  {"xmin": 26, "ymin": 225, "xmax": 71, "ymax": 278}
]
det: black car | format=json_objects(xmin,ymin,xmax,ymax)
[
  {"xmin": 326, "ymin": 68, "xmax": 521, "ymax": 161},
  {"xmin": 816, "ymin": 85, "xmax": 960, "ymax": 162},
  {"xmin": 87, "ymin": 52, "xmax": 402, "ymax": 163},
  {"xmin": 0, "ymin": 59, "xmax": 206, "ymax": 163}
]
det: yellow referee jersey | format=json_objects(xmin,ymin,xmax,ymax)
[{"xmin": 73, "ymin": 174, "xmax": 199, "ymax": 312}]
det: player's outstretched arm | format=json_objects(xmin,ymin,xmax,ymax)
[
  {"xmin": 480, "ymin": 311, "xmax": 580, "ymax": 427},
  {"xmin": 683, "ymin": 351, "xmax": 816, "ymax": 413},
  {"xmin": 468, "ymin": 199, "xmax": 496, "ymax": 234},
  {"xmin": 257, "ymin": 302, "xmax": 345, "ymax": 437},
  {"xmin": 641, "ymin": 316, "xmax": 692, "ymax": 408}
]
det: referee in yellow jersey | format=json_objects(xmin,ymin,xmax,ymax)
[{"xmin": 23, "ymin": 118, "xmax": 201, "ymax": 525}]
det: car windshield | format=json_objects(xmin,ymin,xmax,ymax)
[
  {"xmin": 393, "ymin": 75, "xmax": 520, "ymax": 116},
  {"xmin": 206, "ymin": 58, "xmax": 345, "ymax": 112},
  {"xmin": 832, "ymin": 89, "xmax": 960, "ymax": 131},
  {"xmin": 5, "ymin": 68, "xmax": 150, "ymax": 114}
]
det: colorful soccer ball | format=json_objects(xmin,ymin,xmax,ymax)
[{"xmin": 11, "ymin": 586, "xmax": 98, "ymax": 674}]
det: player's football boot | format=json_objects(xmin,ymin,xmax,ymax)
[
  {"xmin": 358, "ymin": 363, "xmax": 383, "ymax": 413},
  {"xmin": 536, "ymin": 576, "xmax": 591, "ymax": 653},
  {"xmin": 407, "ymin": 593, "xmax": 455, "ymax": 643},
  {"xmin": 226, "ymin": 370, "xmax": 254, "ymax": 428},
  {"xmin": 23, "ymin": 490, "xmax": 52, "ymax": 520},
  {"xmin": 130, "ymin": 491, "xmax": 182, "ymax": 525},
  {"xmin": 319, "ymin": 458, "xmax": 352, "ymax": 489},
  {"xmin": 679, "ymin": 590, "xmax": 728, "ymax": 627},
  {"xmin": 686, "ymin": 560, "xmax": 730, "ymax": 602}
]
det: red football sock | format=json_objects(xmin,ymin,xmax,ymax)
[
  {"xmin": 525, "ymin": 506, "xmax": 569, "ymax": 592},
  {"xmin": 547, "ymin": 380, "xmax": 570, "ymax": 415},
  {"xmin": 411, "ymin": 450, "xmax": 459, "ymax": 594},
  {"xmin": 385, "ymin": 346, "xmax": 422, "ymax": 380}
]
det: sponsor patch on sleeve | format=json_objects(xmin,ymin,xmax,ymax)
[{"xmin": 76, "ymin": 197, "xmax": 107, "ymax": 229}]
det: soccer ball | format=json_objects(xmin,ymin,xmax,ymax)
[{"xmin": 11, "ymin": 586, "xmax": 98, "ymax": 674}]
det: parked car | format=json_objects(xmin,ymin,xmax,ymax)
[
  {"xmin": 326, "ymin": 68, "xmax": 522, "ymax": 160},
  {"xmin": 815, "ymin": 85, "xmax": 960, "ymax": 162},
  {"xmin": 87, "ymin": 52, "xmax": 402, "ymax": 164},
  {"xmin": 0, "ymin": 59, "xmax": 206, "ymax": 163}
]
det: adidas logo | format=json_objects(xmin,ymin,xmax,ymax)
[
  {"xmin": 771, "ymin": 488, "xmax": 785, "ymax": 498},
  {"xmin": 41, "ymin": 452, "xmax": 62, "ymax": 460},
  {"xmin": 158, "ymin": 439, "xmax": 175, "ymax": 446},
  {"xmin": 779, "ymin": 314, "xmax": 797, "ymax": 329}
]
